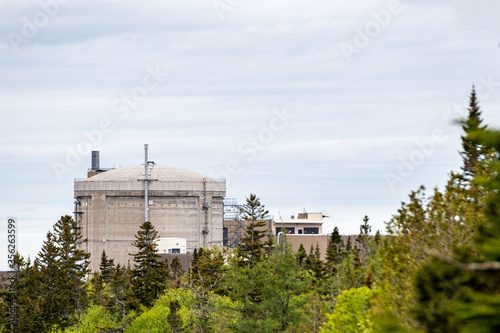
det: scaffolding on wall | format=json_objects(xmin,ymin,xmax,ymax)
[{"xmin": 223, "ymin": 198, "xmax": 244, "ymax": 248}]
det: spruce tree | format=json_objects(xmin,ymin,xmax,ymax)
[
  {"xmin": 461, "ymin": 86, "xmax": 487, "ymax": 179},
  {"xmin": 236, "ymin": 193, "xmax": 269, "ymax": 267},
  {"xmin": 326, "ymin": 227, "xmax": 344, "ymax": 272},
  {"xmin": 170, "ymin": 257, "xmax": 184, "ymax": 281},
  {"xmin": 108, "ymin": 264, "xmax": 130, "ymax": 326},
  {"xmin": 128, "ymin": 221, "xmax": 167, "ymax": 309},
  {"xmin": 12, "ymin": 215, "xmax": 90, "ymax": 331},
  {"xmin": 12, "ymin": 255, "xmax": 44, "ymax": 332},
  {"xmin": 36, "ymin": 231, "xmax": 64, "ymax": 328},
  {"xmin": 167, "ymin": 300, "xmax": 183, "ymax": 333},
  {"xmin": 189, "ymin": 246, "xmax": 225, "ymax": 295},
  {"xmin": 53, "ymin": 215, "xmax": 90, "ymax": 319},
  {"xmin": 305, "ymin": 243, "xmax": 325, "ymax": 283},
  {"xmin": 99, "ymin": 250, "xmax": 115, "ymax": 283},
  {"xmin": 296, "ymin": 243, "xmax": 307, "ymax": 266},
  {"xmin": 415, "ymin": 128, "xmax": 500, "ymax": 332},
  {"xmin": 360, "ymin": 215, "xmax": 371, "ymax": 235},
  {"xmin": 228, "ymin": 241, "xmax": 309, "ymax": 332}
]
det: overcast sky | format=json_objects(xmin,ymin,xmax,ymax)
[{"xmin": 1, "ymin": 0, "xmax": 499, "ymax": 269}]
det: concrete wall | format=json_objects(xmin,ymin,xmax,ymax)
[
  {"xmin": 75, "ymin": 179, "xmax": 225, "ymax": 272},
  {"xmin": 284, "ymin": 235, "xmax": 329, "ymax": 260},
  {"xmin": 159, "ymin": 253, "xmax": 193, "ymax": 272}
]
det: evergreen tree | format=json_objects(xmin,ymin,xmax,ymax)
[
  {"xmin": 228, "ymin": 241, "xmax": 309, "ymax": 332},
  {"xmin": 11, "ymin": 215, "xmax": 90, "ymax": 331},
  {"xmin": 11, "ymin": 255, "xmax": 45, "ymax": 332},
  {"xmin": 461, "ymin": 86, "xmax": 487, "ymax": 179},
  {"xmin": 326, "ymin": 227, "xmax": 344, "ymax": 272},
  {"xmin": 305, "ymin": 243, "xmax": 325, "ymax": 284},
  {"xmin": 167, "ymin": 299, "xmax": 183, "ymax": 333},
  {"xmin": 371, "ymin": 187, "xmax": 430, "ymax": 330},
  {"xmin": 415, "ymin": 128, "xmax": 500, "ymax": 332},
  {"xmin": 357, "ymin": 215, "xmax": 372, "ymax": 253},
  {"xmin": 296, "ymin": 243, "xmax": 307, "ymax": 266},
  {"xmin": 128, "ymin": 221, "xmax": 168, "ymax": 309},
  {"xmin": 345, "ymin": 236, "xmax": 352, "ymax": 255},
  {"xmin": 108, "ymin": 264, "xmax": 130, "ymax": 326},
  {"xmin": 36, "ymin": 231, "xmax": 64, "ymax": 328},
  {"xmin": 53, "ymin": 215, "xmax": 90, "ymax": 319},
  {"xmin": 170, "ymin": 257, "xmax": 184, "ymax": 282},
  {"xmin": 99, "ymin": 250, "xmax": 114, "ymax": 283},
  {"xmin": 374, "ymin": 230, "xmax": 382, "ymax": 246},
  {"xmin": 237, "ymin": 193, "xmax": 269, "ymax": 267},
  {"xmin": 189, "ymin": 246, "xmax": 225, "ymax": 295}
]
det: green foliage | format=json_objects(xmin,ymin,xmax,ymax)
[
  {"xmin": 64, "ymin": 305, "xmax": 121, "ymax": 333},
  {"xmin": 99, "ymin": 251, "xmax": 114, "ymax": 283},
  {"xmin": 296, "ymin": 243, "xmax": 307, "ymax": 266},
  {"xmin": 236, "ymin": 193, "xmax": 270, "ymax": 267},
  {"xmin": 125, "ymin": 287, "xmax": 239, "ymax": 333},
  {"xmin": 128, "ymin": 221, "xmax": 168, "ymax": 309},
  {"xmin": 11, "ymin": 215, "xmax": 90, "ymax": 332},
  {"xmin": 461, "ymin": 86, "xmax": 487, "ymax": 178},
  {"xmin": 371, "ymin": 187, "xmax": 432, "ymax": 330},
  {"xmin": 326, "ymin": 227, "xmax": 344, "ymax": 271},
  {"xmin": 170, "ymin": 257, "xmax": 184, "ymax": 282},
  {"xmin": 186, "ymin": 245, "xmax": 228, "ymax": 331},
  {"xmin": 125, "ymin": 289, "xmax": 192, "ymax": 333},
  {"xmin": 189, "ymin": 246, "xmax": 225, "ymax": 295},
  {"xmin": 372, "ymin": 90, "xmax": 498, "ymax": 332},
  {"xmin": 305, "ymin": 243, "xmax": 326, "ymax": 284},
  {"xmin": 16, "ymin": 88, "xmax": 500, "ymax": 333},
  {"xmin": 228, "ymin": 241, "xmax": 310, "ymax": 332},
  {"xmin": 289, "ymin": 291, "xmax": 327, "ymax": 333},
  {"xmin": 320, "ymin": 287, "xmax": 372, "ymax": 333}
]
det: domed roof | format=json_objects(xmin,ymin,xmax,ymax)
[{"xmin": 85, "ymin": 164, "xmax": 216, "ymax": 182}]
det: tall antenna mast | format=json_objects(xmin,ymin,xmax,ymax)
[{"xmin": 144, "ymin": 144, "xmax": 149, "ymax": 222}]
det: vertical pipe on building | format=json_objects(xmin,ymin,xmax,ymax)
[{"xmin": 144, "ymin": 144, "xmax": 149, "ymax": 222}]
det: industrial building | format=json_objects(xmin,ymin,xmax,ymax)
[
  {"xmin": 74, "ymin": 147, "xmax": 226, "ymax": 272},
  {"xmin": 272, "ymin": 212, "xmax": 327, "ymax": 235},
  {"xmin": 223, "ymin": 203, "xmax": 331, "ymax": 259}
]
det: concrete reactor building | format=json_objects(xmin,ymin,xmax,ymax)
[{"xmin": 74, "ymin": 147, "xmax": 226, "ymax": 272}]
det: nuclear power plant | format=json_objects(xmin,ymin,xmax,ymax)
[{"xmin": 74, "ymin": 146, "xmax": 226, "ymax": 272}]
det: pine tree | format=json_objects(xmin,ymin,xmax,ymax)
[
  {"xmin": 305, "ymin": 243, "xmax": 325, "ymax": 283},
  {"xmin": 108, "ymin": 264, "xmax": 130, "ymax": 326},
  {"xmin": 414, "ymin": 128, "xmax": 500, "ymax": 332},
  {"xmin": 167, "ymin": 299, "xmax": 183, "ymax": 333},
  {"xmin": 326, "ymin": 227, "xmax": 344, "ymax": 272},
  {"xmin": 345, "ymin": 236, "xmax": 352, "ymax": 255},
  {"xmin": 236, "ymin": 193, "xmax": 269, "ymax": 267},
  {"xmin": 228, "ymin": 241, "xmax": 309, "ymax": 332},
  {"xmin": 170, "ymin": 257, "xmax": 184, "ymax": 281},
  {"xmin": 189, "ymin": 246, "xmax": 225, "ymax": 295},
  {"xmin": 36, "ymin": 231, "xmax": 64, "ymax": 328},
  {"xmin": 461, "ymin": 86, "xmax": 487, "ymax": 179},
  {"xmin": 128, "ymin": 221, "xmax": 167, "ymax": 309},
  {"xmin": 12, "ymin": 215, "xmax": 90, "ymax": 331},
  {"xmin": 371, "ymin": 187, "xmax": 430, "ymax": 330},
  {"xmin": 374, "ymin": 230, "xmax": 381, "ymax": 246},
  {"xmin": 53, "ymin": 215, "xmax": 90, "ymax": 319},
  {"xmin": 100, "ymin": 250, "xmax": 115, "ymax": 283},
  {"xmin": 296, "ymin": 243, "xmax": 307, "ymax": 266},
  {"xmin": 11, "ymin": 255, "xmax": 44, "ymax": 332}
]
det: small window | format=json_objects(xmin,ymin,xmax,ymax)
[
  {"xmin": 298, "ymin": 229, "xmax": 303, "ymax": 234},
  {"xmin": 276, "ymin": 227, "xmax": 295, "ymax": 234},
  {"xmin": 223, "ymin": 227, "xmax": 228, "ymax": 247},
  {"xmin": 172, "ymin": 248, "xmax": 181, "ymax": 254},
  {"xmin": 303, "ymin": 227, "xmax": 319, "ymax": 234}
]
